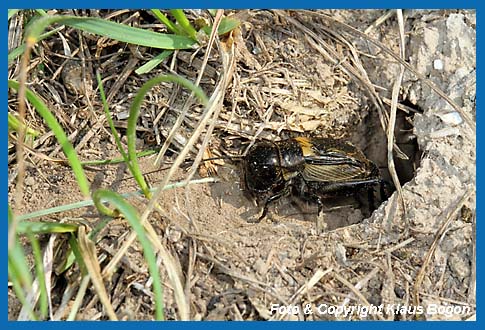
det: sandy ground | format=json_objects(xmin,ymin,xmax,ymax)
[{"xmin": 8, "ymin": 10, "xmax": 475, "ymax": 320}]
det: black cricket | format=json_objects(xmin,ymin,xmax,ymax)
[{"xmin": 242, "ymin": 137, "xmax": 384, "ymax": 221}]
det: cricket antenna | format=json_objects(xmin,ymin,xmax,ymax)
[
  {"xmin": 201, "ymin": 155, "xmax": 244, "ymax": 163},
  {"xmin": 116, "ymin": 154, "xmax": 244, "ymax": 184}
]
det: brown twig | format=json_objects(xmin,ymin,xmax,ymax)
[
  {"xmin": 387, "ymin": 10, "xmax": 406, "ymax": 214},
  {"xmin": 9, "ymin": 34, "xmax": 34, "ymax": 252}
]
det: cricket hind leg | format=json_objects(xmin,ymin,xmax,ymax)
[
  {"xmin": 316, "ymin": 178, "xmax": 385, "ymax": 218},
  {"xmin": 292, "ymin": 177, "xmax": 325, "ymax": 216},
  {"xmin": 360, "ymin": 178, "xmax": 390, "ymax": 217}
]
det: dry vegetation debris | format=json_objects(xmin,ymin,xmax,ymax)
[{"xmin": 8, "ymin": 9, "xmax": 475, "ymax": 320}]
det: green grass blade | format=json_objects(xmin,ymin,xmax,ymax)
[
  {"xmin": 35, "ymin": 9, "xmax": 48, "ymax": 17},
  {"xmin": 93, "ymin": 190, "xmax": 165, "ymax": 320},
  {"xmin": 8, "ymin": 45, "xmax": 26, "ymax": 64},
  {"xmin": 169, "ymin": 10, "xmax": 198, "ymax": 41},
  {"xmin": 26, "ymin": 15, "xmax": 196, "ymax": 50},
  {"xmin": 8, "ymin": 208, "xmax": 37, "ymax": 319},
  {"xmin": 8, "ymin": 113, "xmax": 41, "ymax": 138},
  {"xmin": 8, "ymin": 26, "xmax": 64, "ymax": 64},
  {"xmin": 79, "ymin": 149, "xmax": 157, "ymax": 166},
  {"xmin": 56, "ymin": 230, "xmax": 93, "ymax": 276},
  {"xmin": 8, "ymin": 208, "xmax": 33, "ymax": 290},
  {"xmin": 8, "ymin": 80, "xmax": 90, "ymax": 198},
  {"xmin": 150, "ymin": 9, "xmax": 179, "ymax": 34},
  {"xmin": 135, "ymin": 50, "xmax": 173, "ymax": 75},
  {"xmin": 126, "ymin": 74, "xmax": 208, "ymax": 197},
  {"xmin": 26, "ymin": 231, "xmax": 48, "ymax": 319},
  {"xmin": 16, "ymin": 221, "xmax": 79, "ymax": 234},
  {"xmin": 67, "ymin": 234, "xmax": 88, "ymax": 276},
  {"xmin": 8, "ymin": 9, "xmax": 20, "ymax": 20},
  {"xmin": 217, "ymin": 16, "xmax": 241, "ymax": 35},
  {"xmin": 17, "ymin": 199, "xmax": 98, "ymax": 222},
  {"xmin": 201, "ymin": 16, "xmax": 240, "ymax": 36}
]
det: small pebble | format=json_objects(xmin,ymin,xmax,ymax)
[
  {"xmin": 117, "ymin": 110, "xmax": 130, "ymax": 120},
  {"xmin": 436, "ymin": 111, "xmax": 463, "ymax": 125},
  {"xmin": 25, "ymin": 176, "xmax": 36, "ymax": 186},
  {"xmin": 429, "ymin": 127, "xmax": 460, "ymax": 138},
  {"xmin": 253, "ymin": 258, "xmax": 267, "ymax": 275},
  {"xmin": 252, "ymin": 46, "xmax": 262, "ymax": 55},
  {"xmin": 433, "ymin": 59, "xmax": 444, "ymax": 70}
]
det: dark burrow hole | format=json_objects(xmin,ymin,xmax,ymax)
[{"xmin": 356, "ymin": 102, "xmax": 422, "ymax": 197}]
